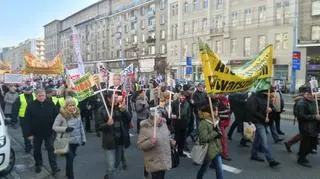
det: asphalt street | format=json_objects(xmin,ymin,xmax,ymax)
[{"xmin": 6, "ymin": 115, "xmax": 320, "ymax": 179}]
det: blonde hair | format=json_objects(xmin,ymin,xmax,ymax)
[
  {"xmin": 60, "ymin": 97, "xmax": 80, "ymax": 119},
  {"xmin": 62, "ymin": 97, "xmax": 76, "ymax": 109}
]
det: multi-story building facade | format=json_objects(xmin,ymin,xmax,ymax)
[
  {"xmin": 167, "ymin": 0, "xmax": 301, "ymax": 86},
  {"xmin": 44, "ymin": 0, "xmax": 168, "ymax": 75},
  {"xmin": 298, "ymin": 0, "xmax": 320, "ymax": 82}
]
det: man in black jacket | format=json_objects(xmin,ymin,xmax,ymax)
[
  {"xmin": 295, "ymin": 86, "xmax": 320, "ymax": 167},
  {"xmin": 246, "ymin": 89, "xmax": 280, "ymax": 168},
  {"xmin": 24, "ymin": 89, "xmax": 60, "ymax": 175}
]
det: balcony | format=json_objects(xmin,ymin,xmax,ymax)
[
  {"xmin": 146, "ymin": 36, "xmax": 156, "ymax": 44},
  {"xmin": 131, "ymin": 16, "xmax": 137, "ymax": 22},
  {"xmin": 147, "ymin": 9, "xmax": 155, "ymax": 17},
  {"xmin": 148, "ymin": 25, "xmax": 155, "ymax": 31},
  {"xmin": 210, "ymin": 28, "xmax": 224, "ymax": 37}
]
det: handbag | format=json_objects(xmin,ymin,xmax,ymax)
[
  {"xmin": 54, "ymin": 133, "xmax": 69, "ymax": 155},
  {"xmin": 171, "ymin": 146, "xmax": 180, "ymax": 168},
  {"xmin": 191, "ymin": 140, "xmax": 208, "ymax": 165}
]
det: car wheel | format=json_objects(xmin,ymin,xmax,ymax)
[{"xmin": 0, "ymin": 148, "xmax": 16, "ymax": 176}]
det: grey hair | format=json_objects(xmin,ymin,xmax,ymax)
[{"xmin": 35, "ymin": 89, "xmax": 46, "ymax": 95}]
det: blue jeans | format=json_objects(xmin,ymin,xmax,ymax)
[
  {"xmin": 268, "ymin": 121, "xmax": 280, "ymax": 142},
  {"xmin": 104, "ymin": 145, "xmax": 123, "ymax": 179},
  {"xmin": 251, "ymin": 123, "xmax": 273, "ymax": 162},
  {"xmin": 196, "ymin": 154, "xmax": 224, "ymax": 179}
]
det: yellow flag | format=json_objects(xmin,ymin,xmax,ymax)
[{"xmin": 199, "ymin": 42, "xmax": 273, "ymax": 93}]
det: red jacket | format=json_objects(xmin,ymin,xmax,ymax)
[{"xmin": 217, "ymin": 95, "xmax": 231, "ymax": 128}]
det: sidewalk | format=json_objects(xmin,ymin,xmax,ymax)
[{"xmin": 5, "ymin": 126, "xmax": 54, "ymax": 179}]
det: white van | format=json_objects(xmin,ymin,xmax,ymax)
[{"xmin": 0, "ymin": 108, "xmax": 15, "ymax": 176}]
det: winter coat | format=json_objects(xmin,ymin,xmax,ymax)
[
  {"xmin": 96, "ymin": 105, "xmax": 131, "ymax": 149},
  {"xmin": 171, "ymin": 100, "xmax": 191, "ymax": 130},
  {"xmin": 191, "ymin": 90, "xmax": 207, "ymax": 109},
  {"xmin": 135, "ymin": 95, "xmax": 150, "ymax": 120},
  {"xmin": 4, "ymin": 91, "xmax": 18, "ymax": 114},
  {"xmin": 273, "ymin": 90, "xmax": 284, "ymax": 113},
  {"xmin": 295, "ymin": 98, "xmax": 319, "ymax": 137},
  {"xmin": 217, "ymin": 95, "xmax": 231, "ymax": 128},
  {"xmin": 24, "ymin": 99, "xmax": 58, "ymax": 137},
  {"xmin": 137, "ymin": 119, "xmax": 172, "ymax": 173},
  {"xmin": 246, "ymin": 92, "xmax": 273, "ymax": 124},
  {"xmin": 52, "ymin": 107, "xmax": 86, "ymax": 145},
  {"xmin": 198, "ymin": 116, "xmax": 222, "ymax": 160}
]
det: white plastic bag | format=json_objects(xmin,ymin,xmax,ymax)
[{"xmin": 243, "ymin": 122, "xmax": 256, "ymax": 142}]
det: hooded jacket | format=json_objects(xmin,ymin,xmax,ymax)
[
  {"xmin": 52, "ymin": 107, "xmax": 86, "ymax": 144},
  {"xmin": 135, "ymin": 95, "xmax": 150, "ymax": 120}
]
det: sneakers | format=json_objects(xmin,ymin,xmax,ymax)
[
  {"xmin": 298, "ymin": 158, "xmax": 312, "ymax": 168},
  {"xmin": 275, "ymin": 138, "xmax": 284, "ymax": 144},
  {"xmin": 35, "ymin": 166, "xmax": 42, "ymax": 173},
  {"xmin": 284, "ymin": 142, "xmax": 292, "ymax": 153},
  {"xmin": 52, "ymin": 168, "xmax": 61, "ymax": 176},
  {"xmin": 269, "ymin": 160, "xmax": 280, "ymax": 168}
]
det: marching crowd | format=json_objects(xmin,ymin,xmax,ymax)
[{"xmin": 0, "ymin": 74, "xmax": 319, "ymax": 179}]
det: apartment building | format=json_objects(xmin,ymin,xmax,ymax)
[
  {"xmin": 44, "ymin": 0, "xmax": 168, "ymax": 75},
  {"xmin": 298, "ymin": 0, "xmax": 320, "ymax": 81},
  {"xmin": 167, "ymin": 0, "xmax": 300, "ymax": 85}
]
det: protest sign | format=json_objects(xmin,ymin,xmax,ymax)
[{"xmin": 4, "ymin": 74, "xmax": 24, "ymax": 84}]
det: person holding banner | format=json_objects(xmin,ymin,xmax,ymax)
[
  {"xmin": 246, "ymin": 89, "xmax": 280, "ymax": 168},
  {"xmin": 96, "ymin": 92, "xmax": 131, "ymax": 179},
  {"xmin": 294, "ymin": 86, "xmax": 320, "ymax": 167},
  {"xmin": 137, "ymin": 107, "xmax": 176, "ymax": 179}
]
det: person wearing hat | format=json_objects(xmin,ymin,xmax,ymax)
[
  {"xmin": 294, "ymin": 85, "xmax": 320, "ymax": 167},
  {"xmin": 246, "ymin": 88, "xmax": 280, "ymax": 168},
  {"xmin": 12, "ymin": 85, "xmax": 35, "ymax": 153},
  {"xmin": 171, "ymin": 91, "xmax": 191, "ymax": 157}
]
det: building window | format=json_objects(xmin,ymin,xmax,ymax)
[
  {"xmin": 142, "ymin": 34, "xmax": 146, "ymax": 42},
  {"xmin": 312, "ymin": 0, "xmax": 320, "ymax": 16},
  {"xmin": 258, "ymin": 6, "xmax": 266, "ymax": 23},
  {"xmin": 231, "ymin": 11, "xmax": 238, "ymax": 27},
  {"xmin": 192, "ymin": 43, "xmax": 198, "ymax": 57},
  {"xmin": 184, "ymin": 2, "xmax": 189, "ymax": 13},
  {"xmin": 275, "ymin": 33, "xmax": 282, "ymax": 49},
  {"xmin": 184, "ymin": 22, "xmax": 189, "ymax": 34},
  {"xmin": 216, "ymin": 40, "xmax": 222, "ymax": 54},
  {"xmin": 245, "ymin": 9, "xmax": 252, "ymax": 25},
  {"xmin": 170, "ymin": 3, "xmax": 178, "ymax": 16},
  {"xmin": 161, "ymin": 30, "xmax": 166, "ymax": 39},
  {"xmin": 149, "ymin": 45, "xmax": 155, "ymax": 55},
  {"xmin": 160, "ymin": 15, "xmax": 166, "ymax": 25},
  {"xmin": 140, "ymin": 7, "xmax": 145, "ymax": 16},
  {"xmin": 149, "ymin": 31, "xmax": 156, "ymax": 39},
  {"xmin": 217, "ymin": 0, "xmax": 223, "ymax": 9},
  {"xmin": 283, "ymin": 33, "xmax": 289, "ymax": 49},
  {"xmin": 133, "ymin": 35, "xmax": 138, "ymax": 44},
  {"xmin": 312, "ymin": 25, "xmax": 320, "ymax": 40},
  {"xmin": 148, "ymin": 17, "xmax": 155, "ymax": 26},
  {"xmin": 283, "ymin": 1, "xmax": 290, "ymax": 24},
  {"xmin": 193, "ymin": 20, "xmax": 198, "ymax": 33},
  {"xmin": 160, "ymin": 0, "xmax": 166, "ymax": 9},
  {"xmin": 203, "ymin": 0, "xmax": 208, "ymax": 8},
  {"xmin": 258, "ymin": 35, "xmax": 266, "ymax": 51},
  {"xmin": 216, "ymin": 15, "xmax": 223, "ymax": 30},
  {"xmin": 141, "ymin": 48, "xmax": 146, "ymax": 56},
  {"xmin": 131, "ymin": 22, "xmax": 137, "ymax": 30},
  {"xmin": 124, "ymin": 25, "xmax": 128, "ymax": 33},
  {"xmin": 141, "ymin": 20, "xmax": 146, "ymax": 29},
  {"xmin": 202, "ymin": 18, "xmax": 208, "ymax": 31},
  {"xmin": 193, "ymin": 0, "xmax": 200, "ymax": 10},
  {"xmin": 161, "ymin": 44, "xmax": 166, "ymax": 54},
  {"xmin": 231, "ymin": 39, "xmax": 237, "ymax": 55},
  {"xmin": 131, "ymin": 10, "xmax": 136, "ymax": 17},
  {"xmin": 183, "ymin": 44, "xmax": 188, "ymax": 57},
  {"xmin": 275, "ymin": 3, "xmax": 282, "ymax": 25},
  {"xmin": 244, "ymin": 37, "xmax": 251, "ymax": 57}
]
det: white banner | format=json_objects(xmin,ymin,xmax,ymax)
[
  {"xmin": 4, "ymin": 74, "xmax": 24, "ymax": 84},
  {"xmin": 72, "ymin": 26, "xmax": 85, "ymax": 76},
  {"xmin": 68, "ymin": 68, "xmax": 81, "ymax": 81}
]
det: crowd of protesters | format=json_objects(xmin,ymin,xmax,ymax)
[{"xmin": 0, "ymin": 73, "xmax": 318, "ymax": 179}]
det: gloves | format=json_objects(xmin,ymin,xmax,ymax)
[
  {"xmin": 65, "ymin": 127, "xmax": 74, "ymax": 133},
  {"xmin": 81, "ymin": 142, "xmax": 86, "ymax": 146},
  {"xmin": 142, "ymin": 104, "xmax": 145, "ymax": 108}
]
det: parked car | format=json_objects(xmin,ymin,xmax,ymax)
[{"xmin": 0, "ymin": 108, "xmax": 15, "ymax": 176}]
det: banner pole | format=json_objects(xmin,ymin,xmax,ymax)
[
  {"xmin": 315, "ymin": 93, "xmax": 319, "ymax": 115},
  {"xmin": 208, "ymin": 95, "xmax": 215, "ymax": 123},
  {"xmin": 110, "ymin": 90, "xmax": 116, "ymax": 118},
  {"xmin": 266, "ymin": 89, "xmax": 271, "ymax": 120}
]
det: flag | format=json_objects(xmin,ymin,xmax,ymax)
[
  {"xmin": 251, "ymin": 78, "xmax": 272, "ymax": 92},
  {"xmin": 121, "ymin": 64, "xmax": 134, "ymax": 76},
  {"xmin": 199, "ymin": 40, "xmax": 273, "ymax": 93},
  {"xmin": 97, "ymin": 62, "xmax": 109, "ymax": 83},
  {"xmin": 72, "ymin": 26, "xmax": 85, "ymax": 76}
]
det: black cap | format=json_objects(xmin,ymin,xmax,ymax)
[{"xmin": 23, "ymin": 86, "xmax": 33, "ymax": 91}]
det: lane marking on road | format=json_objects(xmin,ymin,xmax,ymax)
[{"xmin": 183, "ymin": 151, "xmax": 242, "ymax": 174}]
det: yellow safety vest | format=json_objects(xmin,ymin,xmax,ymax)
[
  {"xmin": 52, "ymin": 96, "xmax": 59, "ymax": 105},
  {"xmin": 18, "ymin": 93, "xmax": 36, "ymax": 118},
  {"xmin": 58, "ymin": 97, "xmax": 79, "ymax": 107}
]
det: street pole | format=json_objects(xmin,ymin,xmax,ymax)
[{"xmin": 290, "ymin": 0, "xmax": 299, "ymax": 93}]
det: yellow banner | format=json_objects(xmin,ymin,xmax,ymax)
[
  {"xmin": 24, "ymin": 51, "xmax": 64, "ymax": 74},
  {"xmin": 200, "ymin": 43, "xmax": 273, "ymax": 93}
]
